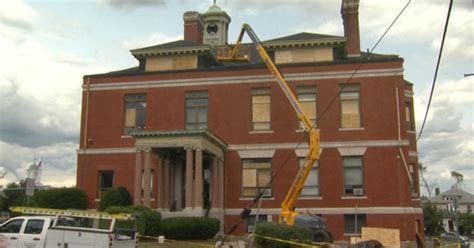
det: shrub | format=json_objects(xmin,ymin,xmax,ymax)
[
  {"xmin": 99, "ymin": 187, "xmax": 131, "ymax": 211},
  {"xmin": 105, "ymin": 205, "xmax": 161, "ymax": 236},
  {"xmin": 34, "ymin": 188, "xmax": 87, "ymax": 209},
  {"xmin": 160, "ymin": 217, "xmax": 220, "ymax": 240},
  {"xmin": 254, "ymin": 222, "xmax": 312, "ymax": 248}
]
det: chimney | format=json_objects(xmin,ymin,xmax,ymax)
[
  {"xmin": 435, "ymin": 187, "xmax": 440, "ymax": 196},
  {"xmin": 183, "ymin": 11, "xmax": 204, "ymax": 44},
  {"xmin": 341, "ymin": 0, "xmax": 361, "ymax": 57}
]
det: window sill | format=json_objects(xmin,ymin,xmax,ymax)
[
  {"xmin": 295, "ymin": 128, "xmax": 320, "ymax": 133},
  {"xmin": 343, "ymin": 233, "xmax": 362, "ymax": 237},
  {"xmin": 95, "ymin": 199, "xmax": 101, "ymax": 202},
  {"xmin": 338, "ymin": 127, "xmax": 364, "ymax": 131},
  {"xmin": 299, "ymin": 196, "xmax": 322, "ymax": 200},
  {"xmin": 341, "ymin": 196, "xmax": 367, "ymax": 200},
  {"xmin": 121, "ymin": 135, "xmax": 133, "ymax": 138},
  {"xmin": 407, "ymin": 130, "xmax": 416, "ymax": 134},
  {"xmin": 249, "ymin": 130, "xmax": 274, "ymax": 134},
  {"xmin": 239, "ymin": 197, "xmax": 275, "ymax": 201},
  {"xmin": 411, "ymin": 198, "xmax": 421, "ymax": 201}
]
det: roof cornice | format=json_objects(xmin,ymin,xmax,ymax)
[{"xmin": 263, "ymin": 37, "xmax": 346, "ymax": 49}]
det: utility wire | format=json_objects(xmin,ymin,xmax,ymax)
[
  {"xmin": 417, "ymin": 0, "xmax": 453, "ymax": 141},
  {"xmin": 224, "ymin": 0, "xmax": 411, "ymax": 237}
]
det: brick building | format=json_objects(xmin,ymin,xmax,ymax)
[{"xmin": 77, "ymin": 0, "xmax": 423, "ymax": 241}]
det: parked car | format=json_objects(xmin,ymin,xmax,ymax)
[{"xmin": 440, "ymin": 232, "xmax": 470, "ymax": 248}]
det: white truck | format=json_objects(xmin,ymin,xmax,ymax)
[{"xmin": 0, "ymin": 207, "xmax": 138, "ymax": 248}]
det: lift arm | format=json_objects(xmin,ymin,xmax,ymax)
[{"xmin": 220, "ymin": 24, "xmax": 320, "ymax": 225}]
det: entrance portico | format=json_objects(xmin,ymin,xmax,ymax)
[{"xmin": 132, "ymin": 130, "xmax": 226, "ymax": 219}]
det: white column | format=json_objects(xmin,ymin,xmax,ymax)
[
  {"xmin": 133, "ymin": 148, "xmax": 143, "ymax": 206},
  {"xmin": 143, "ymin": 148, "xmax": 151, "ymax": 207},
  {"xmin": 185, "ymin": 147, "xmax": 194, "ymax": 211},
  {"xmin": 194, "ymin": 147, "xmax": 203, "ymax": 212}
]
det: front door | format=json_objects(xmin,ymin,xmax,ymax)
[{"xmin": 203, "ymin": 159, "xmax": 211, "ymax": 215}]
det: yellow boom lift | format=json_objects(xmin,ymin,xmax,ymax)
[{"xmin": 219, "ymin": 24, "xmax": 332, "ymax": 242}]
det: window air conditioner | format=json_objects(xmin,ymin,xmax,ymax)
[
  {"xmin": 262, "ymin": 188, "xmax": 272, "ymax": 197},
  {"xmin": 353, "ymin": 188, "xmax": 364, "ymax": 196}
]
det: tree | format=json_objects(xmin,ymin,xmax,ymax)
[
  {"xmin": 457, "ymin": 213, "xmax": 474, "ymax": 235},
  {"xmin": 99, "ymin": 187, "xmax": 132, "ymax": 210},
  {"xmin": 418, "ymin": 163, "xmax": 438, "ymax": 198},
  {"xmin": 0, "ymin": 181, "xmax": 30, "ymax": 211},
  {"xmin": 422, "ymin": 201, "xmax": 444, "ymax": 235},
  {"xmin": 34, "ymin": 188, "xmax": 88, "ymax": 209}
]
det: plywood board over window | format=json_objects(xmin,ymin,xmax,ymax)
[
  {"xmin": 251, "ymin": 88, "xmax": 271, "ymax": 131},
  {"xmin": 275, "ymin": 47, "xmax": 334, "ymax": 64},
  {"xmin": 242, "ymin": 159, "xmax": 272, "ymax": 197},
  {"xmin": 145, "ymin": 55, "xmax": 197, "ymax": 71},
  {"xmin": 340, "ymin": 84, "xmax": 361, "ymax": 128}
]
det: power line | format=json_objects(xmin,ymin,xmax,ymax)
[
  {"xmin": 224, "ymin": 0, "xmax": 412, "ymax": 237},
  {"xmin": 417, "ymin": 0, "xmax": 453, "ymax": 142}
]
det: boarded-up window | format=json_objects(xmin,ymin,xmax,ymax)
[
  {"xmin": 343, "ymin": 156, "xmax": 364, "ymax": 195},
  {"xmin": 186, "ymin": 91, "xmax": 208, "ymax": 130},
  {"xmin": 124, "ymin": 94, "xmax": 146, "ymax": 135},
  {"xmin": 340, "ymin": 84, "xmax": 360, "ymax": 128},
  {"xmin": 297, "ymin": 86, "xmax": 317, "ymax": 129},
  {"xmin": 405, "ymin": 102, "xmax": 414, "ymax": 131},
  {"xmin": 298, "ymin": 158, "xmax": 319, "ymax": 196},
  {"xmin": 251, "ymin": 88, "xmax": 271, "ymax": 131},
  {"xmin": 242, "ymin": 159, "xmax": 272, "ymax": 197}
]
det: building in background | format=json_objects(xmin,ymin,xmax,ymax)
[
  {"xmin": 429, "ymin": 187, "xmax": 474, "ymax": 232},
  {"xmin": 77, "ymin": 0, "xmax": 422, "ymax": 242}
]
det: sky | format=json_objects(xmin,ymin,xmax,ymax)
[{"xmin": 0, "ymin": 0, "xmax": 472, "ymax": 196}]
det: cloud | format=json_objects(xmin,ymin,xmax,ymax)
[
  {"xmin": 99, "ymin": 0, "xmax": 165, "ymax": 9},
  {"xmin": 0, "ymin": 81, "xmax": 79, "ymax": 148},
  {"xmin": 122, "ymin": 32, "xmax": 183, "ymax": 50},
  {"xmin": 0, "ymin": 141, "xmax": 77, "ymax": 186},
  {"xmin": 55, "ymin": 51, "xmax": 84, "ymax": 66},
  {"xmin": 415, "ymin": 77, "xmax": 474, "ymax": 194},
  {"xmin": 0, "ymin": 0, "xmax": 37, "ymax": 31},
  {"xmin": 223, "ymin": 0, "xmax": 338, "ymax": 18},
  {"xmin": 0, "ymin": 0, "xmax": 38, "ymax": 44}
]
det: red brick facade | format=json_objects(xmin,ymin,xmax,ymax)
[{"xmin": 77, "ymin": 0, "xmax": 422, "ymax": 243}]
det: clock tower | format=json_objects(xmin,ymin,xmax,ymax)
[{"xmin": 201, "ymin": 1, "xmax": 231, "ymax": 47}]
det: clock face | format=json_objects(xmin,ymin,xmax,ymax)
[{"xmin": 207, "ymin": 23, "xmax": 219, "ymax": 35}]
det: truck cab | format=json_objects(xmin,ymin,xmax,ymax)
[{"xmin": 0, "ymin": 216, "xmax": 53, "ymax": 248}]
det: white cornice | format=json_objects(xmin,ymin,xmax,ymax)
[
  {"xmin": 78, "ymin": 140, "xmax": 410, "ymax": 155},
  {"xmin": 84, "ymin": 68, "xmax": 404, "ymax": 91}
]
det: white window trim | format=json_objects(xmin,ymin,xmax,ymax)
[
  {"xmin": 338, "ymin": 127, "xmax": 365, "ymax": 131},
  {"xmin": 238, "ymin": 150, "xmax": 275, "ymax": 159},
  {"xmin": 249, "ymin": 130, "xmax": 274, "ymax": 134}
]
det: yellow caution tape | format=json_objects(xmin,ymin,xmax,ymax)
[
  {"xmin": 10, "ymin": 207, "xmax": 135, "ymax": 220},
  {"xmin": 251, "ymin": 233, "xmax": 323, "ymax": 248}
]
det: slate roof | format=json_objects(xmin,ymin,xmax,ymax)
[
  {"xmin": 263, "ymin": 32, "xmax": 345, "ymax": 49},
  {"xmin": 130, "ymin": 40, "xmax": 211, "ymax": 58},
  {"xmin": 429, "ymin": 187, "xmax": 474, "ymax": 204},
  {"xmin": 265, "ymin": 32, "xmax": 344, "ymax": 42}
]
